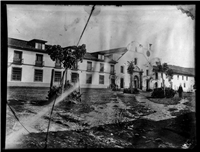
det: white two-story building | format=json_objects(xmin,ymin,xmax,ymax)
[
  {"xmin": 7, "ymin": 37, "xmax": 118, "ymax": 89},
  {"xmin": 7, "ymin": 37, "xmax": 195, "ymax": 92}
]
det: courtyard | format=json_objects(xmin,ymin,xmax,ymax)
[{"xmin": 5, "ymin": 87, "xmax": 196, "ymax": 149}]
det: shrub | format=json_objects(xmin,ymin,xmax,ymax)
[
  {"xmin": 123, "ymin": 88, "xmax": 139, "ymax": 94},
  {"xmin": 146, "ymin": 89, "xmax": 153, "ymax": 92},
  {"xmin": 151, "ymin": 87, "xmax": 176, "ymax": 98},
  {"xmin": 110, "ymin": 84, "xmax": 121, "ymax": 91},
  {"xmin": 46, "ymin": 86, "xmax": 62, "ymax": 100}
]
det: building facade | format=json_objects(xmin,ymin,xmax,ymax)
[{"xmin": 7, "ymin": 37, "xmax": 195, "ymax": 92}]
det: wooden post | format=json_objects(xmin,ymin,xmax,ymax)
[
  {"xmin": 78, "ymin": 73, "xmax": 81, "ymax": 93},
  {"xmin": 50, "ymin": 69, "xmax": 54, "ymax": 89},
  {"xmin": 64, "ymin": 69, "xmax": 68, "ymax": 88}
]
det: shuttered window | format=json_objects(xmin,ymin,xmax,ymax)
[
  {"xmin": 34, "ymin": 69, "xmax": 43, "ymax": 82},
  {"xmin": 86, "ymin": 74, "xmax": 92, "ymax": 84},
  {"xmin": 71, "ymin": 73, "xmax": 79, "ymax": 83},
  {"xmin": 12, "ymin": 67, "xmax": 22, "ymax": 81},
  {"xmin": 54, "ymin": 71, "xmax": 61, "ymax": 82},
  {"xmin": 99, "ymin": 75, "xmax": 104, "ymax": 84}
]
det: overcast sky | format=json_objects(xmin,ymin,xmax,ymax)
[{"xmin": 7, "ymin": 5, "xmax": 195, "ymax": 68}]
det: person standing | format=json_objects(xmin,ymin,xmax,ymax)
[{"xmin": 178, "ymin": 84, "xmax": 183, "ymax": 98}]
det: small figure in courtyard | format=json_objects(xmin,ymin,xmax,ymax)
[{"xmin": 178, "ymin": 84, "xmax": 183, "ymax": 98}]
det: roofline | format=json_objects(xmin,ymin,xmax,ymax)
[
  {"xmin": 28, "ymin": 39, "xmax": 47, "ymax": 43},
  {"xmin": 8, "ymin": 45, "xmax": 117, "ymax": 63},
  {"xmin": 8, "ymin": 45, "xmax": 48, "ymax": 53},
  {"xmin": 91, "ymin": 47, "xmax": 128, "ymax": 54}
]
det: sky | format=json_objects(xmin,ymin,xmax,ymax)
[{"xmin": 7, "ymin": 5, "xmax": 195, "ymax": 68}]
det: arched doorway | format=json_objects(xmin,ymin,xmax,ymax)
[
  {"xmin": 155, "ymin": 82, "xmax": 158, "ymax": 88},
  {"xmin": 134, "ymin": 75, "xmax": 139, "ymax": 89}
]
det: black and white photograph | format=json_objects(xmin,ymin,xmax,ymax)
[{"xmin": 5, "ymin": 4, "xmax": 195, "ymax": 149}]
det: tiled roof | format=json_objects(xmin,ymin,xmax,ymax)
[
  {"xmin": 92, "ymin": 47, "xmax": 128, "ymax": 55},
  {"xmin": 8, "ymin": 37, "xmax": 47, "ymax": 52},
  {"xmin": 8, "ymin": 37, "xmax": 118, "ymax": 63},
  {"xmin": 153, "ymin": 64, "xmax": 195, "ymax": 76},
  {"xmin": 83, "ymin": 52, "xmax": 98, "ymax": 60},
  {"xmin": 168, "ymin": 65, "xmax": 195, "ymax": 76}
]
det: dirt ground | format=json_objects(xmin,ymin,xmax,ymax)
[{"xmin": 5, "ymin": 88, "xmax": 196, "ymax": 149}]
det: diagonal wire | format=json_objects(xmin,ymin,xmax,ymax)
[
  {"xmin": 44, "ymin": 5, "xmax": 96, "ymax": 149},
  {"xmin": 6, "ymin": 101, "xmax": 45, "ymax": 148},
  {"xmin": 6, "ymin": 101, "xmax": 31, "ymax": 134},
  {"xmin": 76, "ymin": 5, "xmax": 95, "ymax": 46}
]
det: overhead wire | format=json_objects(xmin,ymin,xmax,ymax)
[{"xmin": 44, "ymin": 5, "xmax": 96, "ymax": 149}]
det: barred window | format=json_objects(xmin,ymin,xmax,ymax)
[
  {"xmin": 14, "ymin": 51, "xmax": 22, "ymax": 59},
  {"xmin": 86, "ymin": 74, "xmax": 92, "ymax": 84},
  {"xmin": 110, "ymin": 65, "xmax": 114, "ymax": 73},
  {"xmin": 34, "ymin": 69, "xmax": 43, "ymax": 82},
  {"xmin": 71, "ymin": 73, "xmax": 79, "ymax": 83},
  {"xmin": 87, "ymin": 62, "xmax": 92, "ymax": 71},
  {"xmin": 54, "ymin": 71, "xmax": 61, "ymax": 82},
  {"xmin": 100, "ymin": 63, "xmax": 104, "ymax": 72},
  {"xmin": 99, "ymin": 75, "xmax": 104, "ymax": 84},
  {"xmin": 12, "ymin": 67, "xmax": 22, "ymax": 81}
]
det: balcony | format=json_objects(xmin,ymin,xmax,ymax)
[
  {"xmin": 87, "ymin": 67, "xmax": 94, "ymax": 72},
  {"xmin": 55, "ymin": 63, "xmax": 62, "ymax": 68},
  {"xmin": 13, "ymin": 58, "xmax": 23, "ymax": 65},
  {"xmin": 99, "ymin": 68, "xmax": 104, "ymax": 73},
  {"xmin": 110, "ymin": 70, "xmax": 115, "ymax": 75},
  {"xmin": 71, "ymin": 65, "xmax": 79, "ymax": 71},
  {"xmin": 35, "ymin": 60, "xmax": 44, "ymax": 67}
]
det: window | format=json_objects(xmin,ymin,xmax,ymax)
[
  {"xmin": 184, "ymin": 83, "xmax": 186, "ymax": 88},
  {"xmin": 146, "ymin": 70, "xmax": 149, "ymax": 76},
  {"xmin": 35, "ymin": 54, "xmax": 43, "ymax": 66},
  {"xmin": 182, "ymin": 76, "xmax": 184, "ymax": 80},
  {"xmin": 98, "ymin": 54, "xmax": 104, "ymax": 60},
  {"xmin": 121, "ymin": 66, "xmax": 124, "ymax": 73},
  {"xmin": 100, "ymin": 63, "xmax": 104, "ymax": 72},
  {"xmin": 186, "ymin": 76, "xmax": 188, "ymax": 81},
  {"xmin": 13, "ymin": 51, "xmax": 23, "ymax": 64},
  {"xmin": 86, "ymin": 74, "xmax": 92, "ymax": 84},
  {"xmin": 71, "ymin": 73, "xmax": 79, "ymax": 83},
  {"xmin": 87, "ymin": 61, "xmax": 92, "ymax": 71},
  {"xmin": 34, "ymin": 69, "xmax": 43, "ymax": 82},
  {"xmin": 155, "ymin": 72, "xmax": 158, "ymax": 79},
  {"xmin": 134, "ymin": 58, "xmax": 137, "ymax": 65},
  {"xmin": 72, "ymin": 61, "xmax": 78, "ymax": 70},
  {"xmin": 110, "ymin": 65, "xmax": 114, "ymax": 73},
  {"xmin": 177, "ymin": 75, "xmax": 179, "ymax": 80},
  {"xmin": 35, "ymin": 43, "xmax": 42, "ymax": 49},
  {"xmin": 99, "ymin": 75, "xmax": 104, "ymax": 84},
  {"xmin": 12, "ymin": 67, "xmax": 22, "ymax": 81},
  {"xmin": 55, "ymin": 59, "xmax": 61, "ymax": 68},
  {"xmin": 54, "ymin": 71, "xmax": 61, "ymax": 82}
]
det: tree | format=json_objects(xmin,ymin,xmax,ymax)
[
  {"xmin": 154, "ymin": 61, "xmax": 173, "ymax": 97},
  {"xmin": 46, "ymin": 44, "xmax": 86, "ymax": 97},
  {"xmin": 127, "ymin": 61, "xmax": 136, "ymax": 94}
]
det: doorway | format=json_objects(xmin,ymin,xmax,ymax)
[
  {"xmin": 120, "ymin": 78, "xmax": 124, "ymax": 88},
  {"xmin": 146, "ymin": 79, "xmax": 149, "ymax": 90},
  {"xmin": 134, "ymin": 75, "xmax": 139, "ymax": 89}
]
